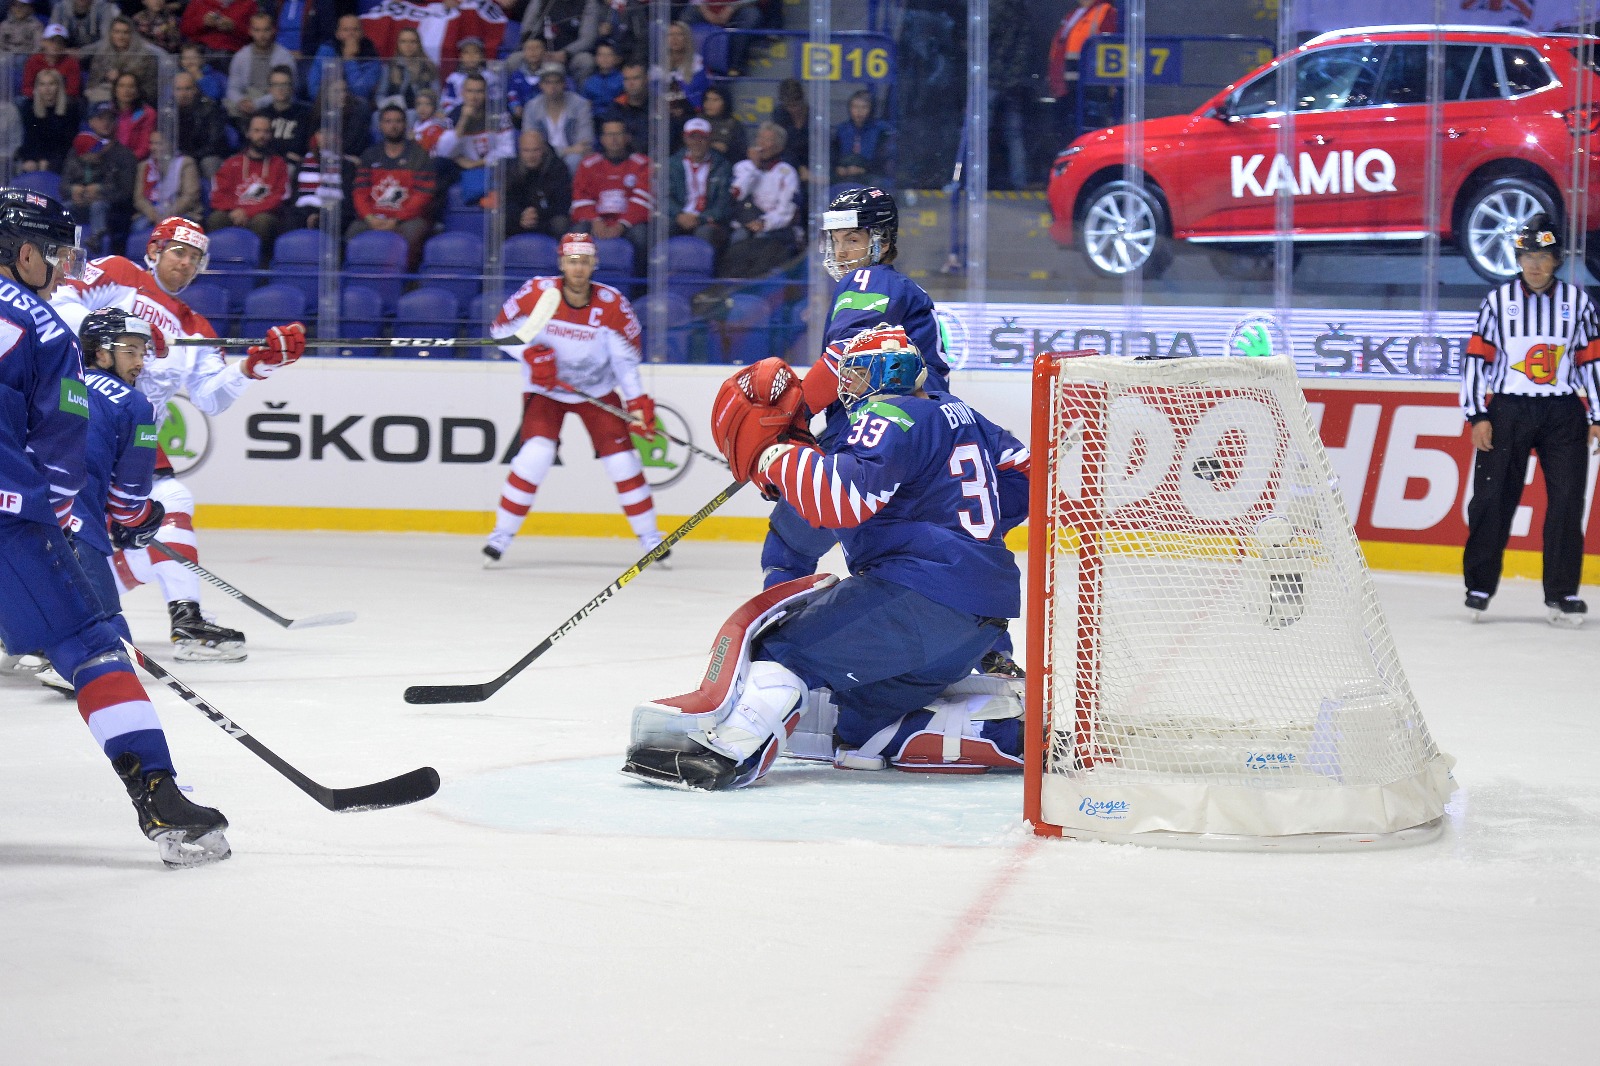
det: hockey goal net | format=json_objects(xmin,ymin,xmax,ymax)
[{"xmin": 1023, "ymin": 352, "xmax": 1454, "ymax": 848}]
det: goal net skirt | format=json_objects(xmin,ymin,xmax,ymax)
[{"xmin": 1023, "ymin": 352, "xmax": 1454, "ymax": 850}]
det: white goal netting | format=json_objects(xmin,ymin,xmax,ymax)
[{"xmin": 1025, "ymin": 353, "xmax": 1455, "ymax": 848}]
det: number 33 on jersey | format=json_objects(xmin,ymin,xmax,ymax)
[{"xmin": 766, "ymin": 391, "xmax": 1030, "ymax": 620}]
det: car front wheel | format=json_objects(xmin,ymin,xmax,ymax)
[
  {"xmin": 1458, "ymin": 177, "xmax": 1557, "ymax": 283},
  {"xmin": 1078, "ymin": 180, "xmax": 1172, "ymax": 279}
]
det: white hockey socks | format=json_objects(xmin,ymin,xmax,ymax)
[
  {"xmin": 600, "ymin": 449, "xmax": 662, "ymax": 547},
  {"xmin": 116, "ymin": 478, "xmax": 201, "ymax": 603},
  {"xmin": 691, "ymin": 660, "xmax": 806, "ymax": 767},
  {"xmin": 492, "ymin": 437, "xmax": 558, "ymax": 545}
]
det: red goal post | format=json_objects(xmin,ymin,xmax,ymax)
[{"xmin": 1023, "ymin": 351, "xmax": 1455, "ymax": 850}]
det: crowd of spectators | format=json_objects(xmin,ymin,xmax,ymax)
[{"xmin": 0, "ymin": 0, "xmax": 891, "ymax": 289}]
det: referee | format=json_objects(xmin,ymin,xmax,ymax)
[{"xmin": 1461, "ymin": 214, "xmax": 1600, "ymax": 625}]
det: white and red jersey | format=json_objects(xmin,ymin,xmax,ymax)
[
  {"xmin": 495, "ymin": 277, "xmax": 644, "ymax": 403},
  {"xmin": 52, "ymin": 255, "xmax": 249, "ymax": 426},
  {"xmin": 570, "ymin": 151, "xmax": 653, "ymax": 229}
]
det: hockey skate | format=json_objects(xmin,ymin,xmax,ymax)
[
  {"xmin": 1546, "ymin": 596, "xmax": 1587, "ymax": 628},
  {"xmin": 482, "ymin": 531, "xmax": 513, "ymax": 567},
  {"xmin": 621, "ymin": 742, "xmax": 742, "ymax": 791},
  {"xmin": 35, "ymin": 661, "xmax": 73, "ymax": 695},
  {"xmin": 979, "ymin": 650, "xmax": 1025, "ymax": 679},
  {"xmin": 113, "ymin": 754, "xmax": 231, "ymax": 868},
  {"xmin": 168, "ymin": 601, "xmax": 247, "ymax": 662},
  {"xmin": 1465, "ymin": 591, "xmax": 1490, "ymax": 621},
  {"xmin": 0, "ymin": 640, "xmax": 46, "ymax": 677}
]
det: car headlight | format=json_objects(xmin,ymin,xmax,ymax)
[{"xmin": 1051, "ymin": 146, "xmax": 1082, "ymax": 179}]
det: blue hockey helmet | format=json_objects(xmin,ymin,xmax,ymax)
[{"xmin": 836, "ymin": 323, "xmax": 927, "ymax": 409}]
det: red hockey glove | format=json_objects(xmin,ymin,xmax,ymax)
[
  {"xmin": 711, "ymin": 357, "xmax": 806, "ymax": 482},
  {"xmin": 243, "ymin": 322, "xmax": 306, "ymax": 380},
  {"xmin": 625, "ymin": 394, "xmax": 657, "ymax": 439},
  {"xmin": 148, "ymin": 321, "xmax": 168, "ymax": 360},
  {"xmin": 521, "ymin": 343, "xmax": 558, "ymax": 388}
]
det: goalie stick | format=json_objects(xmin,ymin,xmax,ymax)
[
  {"xmin": 404, "ymin": 479, "xmax": 747, "ymax": 705},
  {"xmin": 147, "ymin": 540, "xmax": 356, "ymax": 630},
  {"xmin": 127, "ymin": 643, "xmax": 440, "ymax": 812},
  {"xmin": 171, "ymin": 285, "xmax": 566, "ymax": 350},
  {"xmin": 555, "ymin": 378, "xmax": 730, "ymax": 468}
]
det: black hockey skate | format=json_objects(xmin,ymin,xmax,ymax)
[
  {"xmin": 621, "ymin": 742, "xmax": 740, "ymax": 791},
  {"xmin": 1546, "ymin": 596, "xmax": 1587, "ymax": 628},
  {"xmin": 1465, "ymin": 591, "xmax": 1491, "ymax": 621},
  {"xmin": 168, "ymin": 600, "xmax": 247, "ymax": 662},
  {"xmin": 113, "ymin": 754, "xmax": 231, "ymax": 868}
]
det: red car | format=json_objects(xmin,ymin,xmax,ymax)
[{"xmin": 1047, "ymin": 26, "xmax": 1600, "ymax": 282}]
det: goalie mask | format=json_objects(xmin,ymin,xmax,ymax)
[
  {"xmin": 836, "ymin": 323, "xmax": 926, "ymax": 410},
  {"xmin": 821, "ymin": 186, "xmax": 898, "ymax": 281}
]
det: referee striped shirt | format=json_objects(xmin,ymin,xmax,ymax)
[{"xmin": 1461, "ymin": 278, "xmax": 1600, "ymax": 422}]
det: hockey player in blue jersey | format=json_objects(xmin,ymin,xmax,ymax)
[
  {"xmin": 70, "ymin": 309, "xmax": 166, "ymax": 642},
  {"xmin": 622, "ymin": 325, "xmax": 1030, "ymax": 791},
  {"xmin": 0, "ymin": 189, "xmax": 228, "ymax": 866}
]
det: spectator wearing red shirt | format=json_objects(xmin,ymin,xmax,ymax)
[
  {"xmin": 207, "ymin": 114, "xmax": 290, "ymax": 254},
  {"xmin": 180, "ymin": 0, "xmax": 255, "ymax": 55},
  {"xmin": 23, "ymin": 25, "xmax": 84, "ymax": 99},
  {"xmin": 349, "ymin": 104, "xmax": 438, "ymax": 270},
  {"xmin": 571, "ymin": 117, "xmax": 652, "ymax": 260},
  {"xmin": 112, "ymin": 72, "xmax": 157, "ymax": 162}
]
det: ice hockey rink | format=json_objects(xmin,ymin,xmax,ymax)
[{"xmin": 1, "ymin": 529, "xmax": 1595, "ymax": 1064}]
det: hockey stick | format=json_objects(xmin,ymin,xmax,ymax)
[
  {"xmin": 127, "ymin": 643, "xmax": 440, "ymax": 812},
  {"xmin": 404, "ymin": 478, "xmax": 747, "ymax": 705},
  {"xmin": 147, "ymin": 540, "xmax": 356, "ymax": 630},
  {"xmin": 171, "ymin": 285, "xmax": 566, "ymax": 350},
  {"xmin": 555, "ymin": 378, "xmax": 730, "ymax": 468}
]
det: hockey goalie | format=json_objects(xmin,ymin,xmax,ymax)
[{"xmin": 622, "ymin": 325, "xmax": 1031, "ymax": 791}]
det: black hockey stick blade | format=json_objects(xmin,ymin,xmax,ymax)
[
  {"xmin": 147, "ymin": 540, "xmax": 357, "ymax": 630},
  {"xmin": 404, "ymin": 479, "xmax": 747, "ymax": 705},
  {"xmin": 128, "ymin": 643, "xmax": 440, "ymax": 812}
]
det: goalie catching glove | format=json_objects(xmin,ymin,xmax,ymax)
[
  {"xmin": 710, "ymin": 357, "xmax": 812, "ymax": 484},
  {"xmin": 243, "ymin": 322, "xmax": 307, "ymax": 380}
]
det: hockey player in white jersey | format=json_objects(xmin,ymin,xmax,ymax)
[
  {"xmin": 482, "ymin": 231, "xmax": 667, "ymax": 565},
  {"xmin": 52, "ymin": 216, "xmax": 307, "ymax": 660}
]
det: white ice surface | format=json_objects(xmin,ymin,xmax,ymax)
[{"xmin": 1, "ymin": 531, "xmax": 1596, "ymax": 1065}]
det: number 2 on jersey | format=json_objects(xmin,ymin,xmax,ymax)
[{"xmin": 948, "ymin": 443, "xmax": 996, "ymax": 539}]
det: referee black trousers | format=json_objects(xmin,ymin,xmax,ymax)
[{"xmin": 1464, "ymin": 393, "xmax": 1591, "ymax": 601}]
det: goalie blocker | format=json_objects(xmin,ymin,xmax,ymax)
[{"xmin": 622, "ymin": 577, "xmax": 1024, "ymax": 791}]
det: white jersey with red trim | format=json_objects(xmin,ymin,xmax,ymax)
[
  {"xmin": 495, "ymin": 278, "xmax": 645, "ymax": 403},
  {"xmin": 51, "ymin": 255, "xmax": 250, "ymax": 427}
]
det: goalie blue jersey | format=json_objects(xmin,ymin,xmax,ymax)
[
  {"xmin": 72, "ymin": 369, "xmax": 158, "ymax": 556},
  {"xmin": 763, "ymin": 390, "xmax": 1030, "ymax": 619}
]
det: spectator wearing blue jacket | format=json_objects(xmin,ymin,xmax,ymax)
[
  {"xmin": 307, "ymin": 14, "xmax": 382, "ymax": 108},
  {"xmin": 580, "ymin": 41, "xmax": 623, "ymax": 114},
  {"xmin": 832, "ymin": 89, "xmax": 893, "ymax": 188}
]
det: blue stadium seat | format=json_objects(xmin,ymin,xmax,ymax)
[
  {"xmin": 126, "ymin": 219, "xmax": 154, "ymax": 262},
  {"xmin": 270, "ymin": 229, "xmax": 324, "ymax": 305},
  {"xmin": 637, "ymin": 292, "xmax": 699, "ymax": 363},
  {"xmin": 593, "ymin": 236, "xmax": 636, "ymax": 291},
  {"xmin": 13, "ymin": 171, "xmax": 61, "ymax": 201},
  {"xmin": 667, "ymin": 235, "xmax": 716, "ymax": 301},
  {"xmin": 237, "ymin": 284, "xmax": 307, "ymax": 342},
  {"xmin": 182, "ymin": 281, "xmax": 230, "ymax": 334},
  {"xmin": 443, "ymin": 207, "xmax": 485, "ymax": 235},
  {"xmin": 418, "ymin": 231, "xmax": 484, "ymax": 307},
  {"xmin": 725, "ymin": 292, "xmax": 775, "ymax": 364},
  {"xmin": 504, "ymin": 232, "xmax": 558, "ymax": 278},
  {"xmin": 344, "ymin": 229, "xmax": 409, "ymax": 312},
  {"xmin": 338, "ymin": 285, "xmax": 385, "ymax": 357},
  {"xmin": 391, "ymin": 286, "xmax": 462, "ymax": 357},
  {"xmin": 202, "ymin": 227, "xmax": 261, "ymax": 311}
]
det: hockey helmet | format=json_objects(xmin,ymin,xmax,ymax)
[
  {"xmin": 81, "ymin": 307, "xmax": 154, "ymax": 366},
  {"xmin": 558, "ymin": 232, "xmax": 598, "ymax": 260},
  {"xmin": 821, "ymin": 186, "xmax": 899, "ymax": 281},
  {"xmin": 836, "ymin": 322, "xmax": 926, "ymax": 410},
  {"xmin": 0, "ymin": 187, "xmax": 85, "ymax": 289},
  {"xmin": 145, "ymin": 216, "xmax": 210, "ymax": 277},
  {"xmin": 1514, "ymin": 213, "xmax": 1563, "ymax": 257}
]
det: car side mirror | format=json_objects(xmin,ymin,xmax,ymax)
[{"xmin": 1206, "ymin": 102, "xmax": 1231, "ymax": 122}]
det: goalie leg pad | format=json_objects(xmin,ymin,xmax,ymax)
[{"xmin": 840, "ymin": 676, "xmax": 1026, "ymax": 774}]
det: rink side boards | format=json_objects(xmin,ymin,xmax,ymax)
[{"xmin": 183, "ymin": 359, "xmax": 1600, "ymax": 583}]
